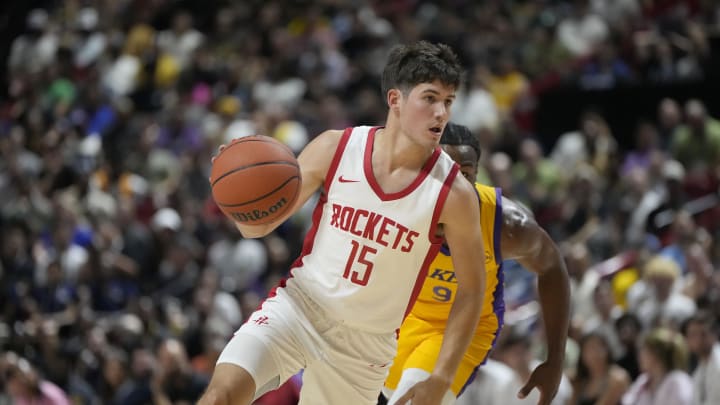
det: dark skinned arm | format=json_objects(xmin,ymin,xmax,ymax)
[{"xmin": 500, "ymin": 196, "xmax": 570, "ymax": 405}]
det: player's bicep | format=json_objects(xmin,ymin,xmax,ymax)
[
  {"xmin": 501, "ymin": 198, "xmax": 561, "ymax": 275},
  {"xmin": 294, "ymin": 130, "xmax": 343, "ymax": 207},
  {"xmin": 441, "ymin": 182, "xmax": 485, "ymax": 292}
]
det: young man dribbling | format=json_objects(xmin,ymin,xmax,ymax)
[{"xmin": 198, "ymin": 41, "xmax": 486, "ymax": 405}]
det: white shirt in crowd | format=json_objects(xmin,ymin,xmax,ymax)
[
  {"xmin": 457, "ymin": 359, "xmax": 572, "ymax": 405},
  {"xmin": 622, "ymin": 370, "xmax": 694, "ymax": 405},
  {"xmin": 692, "ymin": 343, "xmax": 720, "ymax": 405}
]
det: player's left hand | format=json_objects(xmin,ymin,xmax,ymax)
[
  {"xmin": 395, "ymin": 375, "xmax": 450, "ymax": 405},
  {"xmin": 517, "ymin": 360, "xmax": 563, "ymax": 405}
]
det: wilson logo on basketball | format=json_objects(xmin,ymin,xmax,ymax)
[{"xmin": 231, "ymin": 197, "xmax": 288, "ymax": 222}]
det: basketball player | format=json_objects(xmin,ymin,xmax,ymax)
[
  {"xmin": 198, "ymin": 41, "xmax": 487, "ymax": 405},
  {"xmin": 382, "ymin": 123, "xmax": 570, "ymax": 405}
]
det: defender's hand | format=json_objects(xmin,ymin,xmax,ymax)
[
  {"xmin": 518, "ymin": 360, "xmax": 563, "ymax": 405},
  {"xmin": 395, "ymin": 374, "xmax": 451, "ymax": 405}
]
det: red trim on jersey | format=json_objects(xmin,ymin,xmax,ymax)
[
  {"xmin": 287, "ymin": 128, "xmax": 351, "ymax": 273},
  {"xmin": 402, "ymin": 163, "xmax": 459, "ymax": 320},
  {"xmin": 325, "ymin": 127, "xmax": 353, "ymax": 194},
  {"xmin": 403, "ymin": 243, "xmax": 442, "ymax": 319},
  {"xmin": 363, "ymin": 127, "xmax": 442, "ymax": 202},
  {"xmin": 429, "ymin": 163, "xmax": 459, "ymax": 244},
  {"xmin": 234, "ymin": 277, "xmax": 289, "ymax": 335}
]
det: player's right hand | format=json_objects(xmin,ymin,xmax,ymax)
[
  {"xmin": 394, "ymin": 374, "xmax": 451, "ymax": 405},
  {"xmin": 518, "ymin": 360, "xmax": 562, "ymax": 405}
]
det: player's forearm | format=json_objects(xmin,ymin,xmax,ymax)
[
  {"xmin": 431, "ymin": 285, "xmax": 484, "ymax": 382},
  {"xmin": 233, "ymin": 203, "xmax": 300, "ymax": 237},
  {"xmin": 235, "ymin": 221, "xmax": 276, "ymax": 238},
  {"xmin": 537, "ymin": 265, "xmax": 570, "ymax": 364}
]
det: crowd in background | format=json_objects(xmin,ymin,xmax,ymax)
[{"xmin": 1, "ymin": 0, "xmax": 720, "ymax": 404}]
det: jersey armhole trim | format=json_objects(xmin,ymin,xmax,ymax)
[
  {"xmin": 429, "ymin": 163, "xmax": 460, "ymax": 245},
  {"xmin": 323, "ymin": 127, "xmax": 353, "ymax": 195},
  {"xmin": 493, "ymin": 187, "xmax": 503, "ymax": 265}
]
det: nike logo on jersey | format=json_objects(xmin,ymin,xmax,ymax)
[{"xmin": 338, "ymin": 176, "xmax": 360, "ymax": 183}]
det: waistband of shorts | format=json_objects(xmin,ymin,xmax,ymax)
[{"xmin": 284, "ymin": 281, "xmax": 396, "ymax": 337}]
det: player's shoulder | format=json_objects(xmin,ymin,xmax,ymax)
[
  {"xmin": 440, "ymin": 174, "xmax": 480, "ymax": 223},
  {"xmin": 311, "ymin": 129, "xmax": 347, "ymax": 149},
  {"xmin": 447, "ymin": 170, "xmax": 478, "ymax": 199},
  {"xmin": 500, "ymin": 196, "xmax": 537, "ymax": 230}
]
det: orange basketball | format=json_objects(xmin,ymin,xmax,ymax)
[{"xmin": 210, "ymin": 135, "xmax": 301, "ymax": 225}]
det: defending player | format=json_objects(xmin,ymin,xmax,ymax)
[
  {"xmin": 199, "ymin": 42, "xmax": 487, "ymax": 405},
  {"xmin": 383, "ymin": 123, "xmax": 570, "ymax": 405}
]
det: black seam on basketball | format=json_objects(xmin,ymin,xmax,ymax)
[
  {"xmin": 211, "ymin": 161, "xmax": 299, "ymax": 187},
  {"xmin": 257, "ymin": 179, "xmax": 300, "ymax": 221},
  {"xmin": 216, "ymin": 176, "xmax": 300, "ymax": 207},
  {"xmin": 222, "ymin": 137, "xmax": 294, "ymax": 156}
]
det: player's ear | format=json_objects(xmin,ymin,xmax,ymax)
[{"xmin": 387, "ymin": 88, "xmax": 402, "ymax": 113}]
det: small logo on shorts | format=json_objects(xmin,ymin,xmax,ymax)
[
  {"xmin": 253, "ymin": 316, "xmax": 269, "ymax": 325},
  {"xmin": 368, "ymin": 361, "xmax": 391, "ymax": 368}
]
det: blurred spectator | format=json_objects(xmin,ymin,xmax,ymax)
[
  {"xmin": 520, "ymin": 25, "xmax": 572, "ymax": 82},
  {"xmin": 113, "ymin": 347, "xmax": 155, "ymax": 405},
  {"xmin": 657, "ymin": 98, "xmax": 683, "ymax": 144},
  {"xmin": 0, "ymin": 352, "xmax": 71, "ymax": 405},
  {"xmin": 94, "ymin": 347, "xmax": 129, "ymax": 402},
  {"xmin": 556, "ymin": 0, "xmax": 610, "ymax": 57},
  {"xmin": 8, "ymin": 9, "xmax": 59, "ymax": 75},
  {"xmin": 71, "ymin": 8, "xmax": 107, "ymax": 70},
  {"xmin": 551, "ymin": 110, "xmax": 617, "ymax": 177},
  {"xmin": 452, "ymin": 64, "xmax": 500, "ymax": 135},
  {"xmin": 486, "ymin": 52, "xmax": 530, "ymax": 123},
  {"xmin": 627, "ymin": 255, "xmax": 696, "ymax": 329},
  {"xmin": 152, "ymin": 338, "xmax": 209, "ymax": 404},
  {"xmin": 627, "ymin": 158, "xmax": 686, "ymax": 245},
  {"xmin": 590, "ymin": 0, "xmax": 641, "ymax": 24},
  {"xmin": 682, "ymin": 311, "xmax": 720, "ymax": 405},
  {"xmin": 579, "ymin": 41, "xmax": 635, "ymax": 89},
  {"xmin": 102, "ymin": 24, "xmax": 155, "ymax": 97},
  {"xmin": 457, "ymin": 325, "xmax": 572, "ymax": 405},
  {"xmin": 570, "ymin": 331, "xmax": 630, "ymax": 405},
  {"xmin": 622, "ymin": 328, "xmax": 693, "ymax": 405},
  {"xmin": 567, "ymin": 242, "xmax": 601, "ymax": 329},
  {"xmin": 156, "ymin": 11, "xmax": 204, "ymax": 71},
  {"xmin": 511, "ymin": 138, "xmax": 564, "ymax": 220},
  {"xmin": 670, "ymin": 99, "xmax": 720, "ymax": 171},
  {"xmin": 581, "ymin": 279, "xmax": 625, "ymax": 358},
  {"xmin": 620, "ymin": 121, "xmax": 661, "ymax": 177},
  {"xmin": 615, "ymin": 312, "xmax": 643, "ymax": 380}
]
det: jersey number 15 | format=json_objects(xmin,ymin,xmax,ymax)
[{"xmin": 342, "ymin": 240, "xmax": 377, "ymax": 286}]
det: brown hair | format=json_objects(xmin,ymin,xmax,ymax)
[{"xmin": 642, "ymin": 328, "xmax": 688, "ymax": 371}]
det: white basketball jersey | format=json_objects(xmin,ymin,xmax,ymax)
[{"xmin": 287, "ymin": 126, "xmax": 459, "ymax": 333}]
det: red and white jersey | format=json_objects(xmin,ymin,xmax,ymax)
[{"xmin": 287, "ymin": 126, "xmax": 459, "ymax": 333}]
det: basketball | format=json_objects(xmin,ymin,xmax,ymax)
[{"xmin": 210, "ymin": 135, "xmax": 301, "ymax": 225}]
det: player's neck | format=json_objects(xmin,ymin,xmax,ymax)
[{"xmin": 377, "ymin": 122, "xmax": 436, "ymax": 172}]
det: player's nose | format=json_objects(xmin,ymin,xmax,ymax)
[{"xmin": 433, "ymin": 102, "xmax": 449, "ymax": 121}]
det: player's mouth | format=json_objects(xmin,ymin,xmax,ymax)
[{"xmin": 429, "ymin": 126, "xmax": 443, "ymax": 136}]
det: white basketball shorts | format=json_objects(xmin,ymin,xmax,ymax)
[{"xmin": 217, "ymin": 281, "xmax": 397, "ymax": 404}]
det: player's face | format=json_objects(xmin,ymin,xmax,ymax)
[
  {"xmin": 396, "ymin": 81, "xmax": 456, "ymax": 148},
  {"xmin": 441, "ymin": 144, "xmax": 479, "ymax": 183}
]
